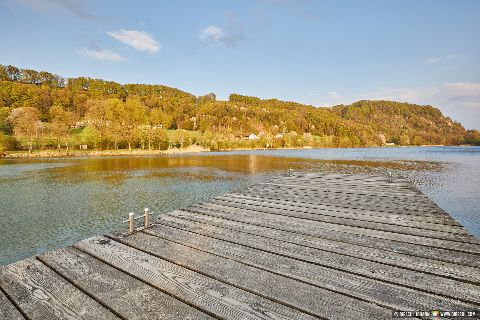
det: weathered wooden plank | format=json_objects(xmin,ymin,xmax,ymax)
[
  {"xmin": 262, "ymin": 182, "xmax": 424, "ymax": 196},
  {"xmin": 160, "ymin": 209, "xmax": 480, "ymax": 283},
  {"xmin": 75, "ymin": 236, "xmax": 317, "ymax": 320},
  {"xmin": 219, "ymin": 194, "xmax": 465, "ymax": 233},
  {"xmin": 273, "ymin": 173, "xmax": 412, "ymax": 185},
  {"xmin": 188, "ymin": 204, "xmax": 480, "ymax": 254},
  {"xmin": 0, "ymin": 258, "xmax": 119, "ymax": 320},
  {"xmin": 223, "ymin": 193, "xmax": 460, "ymax": 227},
  {"xmin": 257, "ymin": 183, "xmax": 454, "ymax": 214},
  {"xmin": 145, "ymin": 221, "xmax": 477, "ymax": 311},
  {"xmin": 264, "ymin": 176, "xmax": 421, "ymax": 193},
  {"xmin": 260, "ymin": 183, "xmax": 433, "ymax": 202},
  {"xmin": 209, "ymin": 198, "xmax": 475, "ymax": 242},
  {"xmin": 178, "ymin": 206, "xmax": 479, "ymax": 268},
  {"xmin": 229, "ymin": 191, "xmax": 460, "ymax": 226},
  {"xmin": 112, "ymin": 231, "xmax": 392, "ymax": 320},
  {"xmin": 265, "ymin": 174, "xmax": 423, "ymax": 188},
  {"xmin": 0, "ymin": 289, "xmax": 24, "ymax": 320},
  {"xmin": 242, "ymin": 186, "xmax": 445, "ymax": 215},
  {"xmin": 244, "ymin": 180, "xmax": 444, "ymax": 210},
  {"xmin": 38, "ymin": 247, "xmax": 214, "ymax": 320},
  {"xmin": 153, "ymin": 212, "xmax": 480, "ymax": 304},
  {"xmin": 238, "ymin": 189, "xmax": 448, "ymax": 218}
]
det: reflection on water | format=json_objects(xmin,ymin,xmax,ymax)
[{"xmin": 0, "ymin": 146, "xmax": 479, "ymax": 266}]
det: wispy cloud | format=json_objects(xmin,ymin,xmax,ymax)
[
  {"xmin": 422, "ymin": 54, "xmax": 459, "ymax": 65},
  {"xmin": 199, "ymin": 25, "xmax": 243, "ymax": 48},
  {"xmin": 79, "ymin": 48, "xmax": 126, "ymax": 62},
  {"xmin": 360, "ymin": 82, "xmax": 480, "ymax": 129},
  {"xmin": 444, "ymin": 82, "xmax": 480, "ymax": 95},
  {"xmin": 362, "ymin": 86, "xmax": 440, "ymax": 101},
  {"xmin": 16, "ymin": 0, "xmax": 102, "ymax": 20},
  {"xmin": 422, "ymin": 57, "xmax": 441, "ymax": 64},
  {"xmin": 200, "ymin": 26, "xmax": 224, "ymax": 42},
  {"xmin": 107, "ymin": 29, "xmax": 160, "ymax": 53}
]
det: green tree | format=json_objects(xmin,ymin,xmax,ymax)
[
  {"xmin": 0, "ymin": 132, "xmax": 6, "ymax": 152},
  {"xmin": 49, "ymin": 104, "xmax": 76, "ymax": 151},
  {"xmin": 80, "ymin": 126, "xmax": 101, "ymax": 149},
  {"xmin": 85, "ymin": 99, "xmax": 109, "ymax": 149},
  {"xmin": 9, "ymin": 107, "xmax": 40, "ymax": 153},
  {"xmin": 0, "ymin": 107, "xmax": 12, "ymax": 133},
  {"xmin": 104, "ymin": 98, "xmax": 125, "ymax": 150},
  {"xmin": 123, "ymin": 99, "xmax": 147, "ymax": 151},
  {"xmin": 151, "ymin": 128, "xmax": 169, "ymax": 150}
]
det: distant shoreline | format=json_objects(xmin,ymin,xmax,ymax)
[
  {"xmin": 2, "ymin": 144, "xmax": 478, "ymax": 160},
  {"xmin": 1, "ymin": 145, "xmax": 209, "ymax": 159}
]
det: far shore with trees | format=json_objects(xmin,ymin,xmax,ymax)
[{"xmin": 1, "ymin": 64, "xmax": 479, "ymax": 157}]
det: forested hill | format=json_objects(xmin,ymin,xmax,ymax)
[{"xmin": 0, "ymin": 64, "xmax": 479, "ymax": 153}]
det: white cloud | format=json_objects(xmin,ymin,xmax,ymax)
[
  {"xmin": 444, "ymin": 82, "xmax": 480, "ymax": 96},
  {"xmin": 199, "ymin": 25, "xmax": 243, "ymax": 47},
  {"xmin": 79, "ymin": 48, "xmax": 126, "ymax": 62},
  {"xmin": 200, "ymin": 26, "xmax": 225, "ymax": 42},
  {"xmin": 107, "ymin": 29, "xmax": 160, "ymax": 53},
  {"xmin": 422, "ymin": 57, "xmax": 441, "ymax": 64},
  {"xmin": 360, "ymin": 82, "xmax": 480, "ymax": 129}
]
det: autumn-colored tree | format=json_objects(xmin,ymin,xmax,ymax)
[
  {"xmin": 123, "ymin": 99, "xmax": 147, "ymax": 151},
  {"xmin": 85, "ymin": 99, "xmax": 109, "ymax": 149},
  {"xmin": 0, "ymin": 64, "xmax": 474, "ymax": 151},
  {"xmin": 151, "ymin": 128, "xmax": 169, "ymax": 150},
  {"xmin": 104, "ymin": 98, "xmax": 125, "ymax": 150},
  {"xmin": 49, "ymin": 104, "xmax": 76, "ymax": 151},
  {"xmin": 9, "ymin": 107, "xmax": 40, "ymax": 153},
  {"xmin": 0, "ymin": 107, "xmax": 11, "ymax": 133},
  {"xmin": 80, "ymin": 126, "xmax": 101, "ymax": 149},
  {"xmin": 0, "ymin": 132, "xmax": 6, "ymax": 152}
]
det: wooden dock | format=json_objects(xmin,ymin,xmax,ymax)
[{"xmin": 1, "ymin": 173, "xmax": 479, "ymax": 319}]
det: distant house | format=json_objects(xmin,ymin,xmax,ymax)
[
  {"xmin": 79, "ymin": 144, "xmax": 88, "ymax": 150},
  {"xmin": 71, "ymin": 121, "xmax": 86, "ymax": 129},
  {"xmin": 248, "ymin": 133, "xmax": 259, "ymax": 140}
]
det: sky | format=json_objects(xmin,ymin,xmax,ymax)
[{"xmin": 0, "ymin": 0, "xmax": 479, "ymax": 129}]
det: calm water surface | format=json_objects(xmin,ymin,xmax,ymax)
[{"xmin": 0, "ymin": 146, "xmax": 479, "ymax": 266}]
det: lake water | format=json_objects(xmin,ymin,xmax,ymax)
[{"xmin": 0, "ymin": 146, "xmax": 479, "ymax": 266}]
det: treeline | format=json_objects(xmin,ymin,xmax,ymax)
[{"xmin": 0, "ymin": 64, "xmax": 478, "ymax": 153}]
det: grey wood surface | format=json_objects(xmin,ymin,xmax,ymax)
[
  {"xmin": 112, "ymin": 231, "xmax": 391, "ymax": 320},
  {"xmin": 206, "ymin": 198, "xmax": 475, "ymax": 241},
  {"xmin": 183, "ymin": 201, "xmax": 479, "ymax": 268},
  {"xmin": 0, "ymin": 258, "xmax": 118, "ymax": 320},
  {"xmin": 1, "ymin": 173, "xmax": 479, "ymax": 319},
  {"xmin": 155, "ymin": 209, "xmax": 479, "ymax": 282},
  {"xmin": 226, "ymin": 192, "xmax": 459, "ymax": 225},
  {"xmin": 0, "ymin": 288, "xmax": 24, "ymax": 320},
  {"xmin": 185, "ymin": 204, "xmax": 480, "ymax": 254},
  {"xmin": 144, "ymin": 220, "xmax": 477, "ymax": 311},
  {"xmin": 147, "ymin": 214, "xmax": 480, "ymax": 305},
  {"xmin": 38, "ymin": 247, "xmax": 214, "ymax": 320},
  {"xmin": 218, "ymin": 194, "xmax": 467, "ymax": 232},
  {"xmin": 75, "ymin": 236, "xmax": 317, "ymax": 320}
]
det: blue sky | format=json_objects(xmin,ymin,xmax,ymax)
[{"xmin": 1, "ymin": 0, "xmax": 479, "ymax": 129}]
